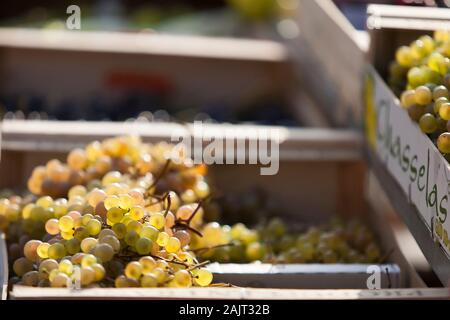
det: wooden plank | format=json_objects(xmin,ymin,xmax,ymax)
[
  {"xmin": 293, "ymin": 0, "xmax": 366, "ymax": 127},
  {"xmin": 0, "ymin": 28, "xmax": 288, "ymax": 62},
  {"xmin": 0, "ymin": 233, "xmax": 7, "ymax": 300},
  {"xmin": 10, "ymin": 286, "xmax": 450, "ymax": 300},
  {"xmin": 368, "ymin": 149, "xmax": 450, "ymax": 286}
]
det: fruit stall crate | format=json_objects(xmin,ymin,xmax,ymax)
[
  {"xmin": 0, "ymin": 120, "xmax": 431, "ymax": 299},
  {"xmin": 0, "ymin": 27, "xmax": 329, "ymax": 128},
  {"xmin": 364, "ymin": 5, "xmax": 450, "ymax": 286}
]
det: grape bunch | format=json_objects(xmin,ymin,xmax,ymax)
[
  {"xmin": 191, "ymin": 218, "xmax": 381, "ymax": 264},
  {"xmin": 389, "ymin": 30, "xmax": 450, "ymax": 156},
  {"xmin": 0, "ymin": 135, "xmax": 383, "ymax": 290}
]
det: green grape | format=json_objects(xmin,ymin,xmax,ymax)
[
  {"xmin": 435, "ymin": 30, "xmax": 450, "ymax": 43},
  {"xmin": 13, "ymin": 257, "xmax": 33, "ymax": 276},
  {"xmin": 22, "ymin": 271, "xmax": 39, "ymax": 287},
  {"xmin": 433, "ymin": 85, "xmax": 449, "ymax": 100},
  {"xmin": 157, "ymin": 231, "xmax": 170, "ymax": 246},
  {"xmin": 193, "ymin": 180, "xmax": 210, "ymax": 198},
  {"xmin": 24, "ymin": 240, "xmax": 42, "ymax": 262},
  {"xmin": 267, "ymin": 218, "xmax": 286, "ymax": 238},
  {"xmin": 98, "ymin": 228, "xmax": 117, "ymax": 240},
  {"xmin": 71, "ymin": 253, "xmax": 86, "ymax": 264},
  {"xmin": 139, "ymin": 256, "xmax": 156, "ymax": 275},
  {"xmin": 151, "ymin": 267, "xmax": 166, "ymax": 284},
  {"xmin": 93, "ymin": 243, "xmax": 114, "ymax": 262},
  {"xmin": 192, "ymin": 268, "xmax": 213, "ymax": 287},
  {"xmin": 112, "ymin": 223, "xmax": 127, "ymax": 239},
  {"xmin": 396, "ymin": 45, "xmax": 414, "ymax": 67},
  {"xmin": 81, "ymin": 214, "xmax": 93, "ymax": 226},
  {"xmin": 48, "ymin": 243, "xmax": 67, "ymax": 260},
  {"xmin": 419, "ymin": 113, "xmax": 438, "ymax": 133},
  {"xmin": 428, "ymin": 52, "xmax": 447, "ymax": 74},
  {"xmin": 176, "ymin": 204, "xmax": 195, "ymax": 220},
  {"xmin": 81, "ymin": 237, "xmax": 98, "ymax": 253},
  {"xmin": 438, "ymin": 132, "xmax": 450, "ymax": 153},
  {"xmin": 61, "ymin": 230, "xmax": 74, "ymax": 240},
  {"xmin": 107, "ymin": 207, "xmax": 125, "ymax": 224},
  {"xmin": 149, "ymin": 213, "xmax": 165, "ymax": 230},
  {"xmin": 30, "ymin": 206, "xmax": 46, "ymax": 222},
  {"xmin": 118, "ymin": 194, "xmax": 133, "ymax": 210},
  {"xmin": 87, "ymin": 188, "xmax": 107, "ymax": 208},
  {"xmin": 86, "ymin": 219, "xmax": 102, "ymax": 236},
  {"xmin": 65, "ymin": 238, "xmax": 81, "ymax": 254},
  {"xmin": 21, "ymin": 203, "xmax": 35, "ymax": 219},
  {"xmin": 37, "ymin": 242, "xmax": 50, "ymax": 259},
  {"xmin": 68, "ymin": 185, "xmax": 87, "ymax": 199},
  {"xmin": 124, "ymin": 230, "xmax": 140, "ymax": 246},
  {"xmin": 140, "ymin": 274, "xmax": 158, "ymax": 287},
  {"xmin": 140, "ymin": 225, "xmax": 159, "ymax": 242},
  {"xmin": 104, "ymin": 196, "xmax": 120, "ymax": 210},
  {"xmin": 51, "ymin": 272, "xmax": 70, "ymax": 288},
  {"xmin": 173, "ymin": 270, "xmax": 192, "ymax": 288},
  {"xmin": 415, "ymin": 85, "xmax": 432, "ymax": 105},
  {"xmin": 173, "ymin": 230, "xmax": 191, "ymax": 247},
  {"xmin": 99, "ymin": 235, "xmax": 121, "ymax": 253},
  {"xmin": 125, "ymin": 261, "xmax": 142, "ymax": 279},
  {"xmin": 439, "ymin": 102, "xmax": 450, "ymax": 120},
  {"xmin": 245, "ymin": 242, "xmax": 266, "ymax": 261},
  {"xmin": 135, "ymin": 237, "xmax": 153, "ymax": 255},
  {"xmin": 59, "ymin": 215, "xmax": 74, "ymax": 232},
  {"xmin": 48, "ymin": 269, "xmax": 60, "ymax": 282},
  {"xmin": 407, "ymin": 104, "xmax": 426, "ymax": 122},
  {"xmin": 73, "ymin": 226, "xmax": 90, "ymax": 241},
  {"xmin": 181, "ymin": 189, "xmax": 196, "ymax": 203},
  {"xmin": 129, "ymin": 206, "xmax": 145, "ymax": 220},
  {"xmin": 126, "ymin": 220, "xmax": 143, "ymax": 233},
  {"xmin": 434, "ymin": 97, "xmax": 449, "ymax": 114},
  {"xmin": 166, "ymin": 237, "xmax": 181, "ymax": 253},
  {"xmin": 115, "ymin": 275, "xmax": 139, "ymax": 288},
  {"xmin": 38, "ymin": 259, "xmax": 59, "ymax": 279},
  {"xmin": 102, "ymin": 171, "xmax": 122, "ymax": 185},
  {"xmin": 410, "ymin": 39, "xmax": 428, "ymax": 60},
  {"xmin": 81, "ymin": 254, "xmax": 97, "ymax": 267},
  {"xmin": 91, "ymin": 263, "xmax": 106, "ymax": 281},
  {"xmin": 36, "ymin": 196, "xmax": 53, "ymax": 208},
  {"xmin": 59, "ymin": 259, "xmax": 74, "ymax": 275},
  {"xmin": 419, "ymin": 35, "xmax": 435, "ymax": 53},
  {"xmin": 80, "ymin": 266, "xmax": 96, "ymax": 286}
]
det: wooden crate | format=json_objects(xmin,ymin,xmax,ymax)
[
  {"xmin": 367, "ymin": 4, "xmax": 450, "ymax": 78},
  {"xmin": 0, "ymin": 121, "xmax": 428, "ymax": 298},
  {"xmin": 289, "ymin": 0, "xmax": 369, "ymax": 128},
  {"xmin": 0, "ymin": 28, "xmax": 330, "ymax": 127}
]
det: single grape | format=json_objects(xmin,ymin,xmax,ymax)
[
  {"xmin": 112, "ymin": 223, "xmax": 127, "ymax": 239},
  {"xmin": 124, "ymin": 230, "xmax": 140, "ymax": 246},
  {"xmin": 81, "ymin": 237, "xmax": 98, "ymax": 253},
  {"xmin": 129, "ymin": 206, "xmax": 145, "ymax": 221},
  {"xmin": 157, "ymin": 231, "xmax": 170, "ymax": 247},
  {"xmin": 99, "ymin": 235, "xmax": 121, "ymax": 253},
  {"xmin": 93, "ymin": 243, "xmax": 114, "ymax": 262},
  {"xmin": 107, "ymin": 207, "xmax": 125, "ymax": 224},
  {"xmin": 439, "ymin": 102, "xmax": 450, "ymax": 120},
  {"xmin": 22, "ymin": 271, "xmax": 40, "ymax": 287},
  {"xmin": 140, "ymin": 274, "xmax": 158, "ymax": 287},
  {"xmin": 149, "ymin": 213, "xmax": 165, "ymax": 230},
  {"xmin": 139, "ymin": 256, "xmax": 157, "ymax": 275},
  {"xmin": 37, "ymin": 242, "xmax": 50, "ymax": 259},
  {"xmin": 173, "ymin": 270, "xmax": 192, "ymax": 288},
  {"xmin": 438, "ymin": 132, "xmax": 450, "ymax": 154},
  {"xmin": 192, "ymin": 268, "xmax": 213, "ymax": 287},
  {"xmin": 80, "ymin": 266, "xmax": 96, "ymax": 286},
  {"xmin": 65, "ymin": 238, "xmax": 81, "ymax": 254},
  {"xmin": 166, "ymin": 237, "xmax": 181, "ymax": 253},
  {"xmin": 48, "ymin": 243, "xmax": 67, "ymax": 260},
  {"xmin": 59, "ymin": 259, "xmax": 74, "ymax": 275},
  {"xmin": 51, "ymin": 272, "xmax": 70, "ymax": 288},
  {"xmin": 396, "ymin": 46, "xmax": 414, "ymax": 67},
  {"xmin": 24, "ymin": 240, "xmax": 42, "ymax": 262},
  {"xmin": 58, "ymin": 215, "xmax": 74, "ymax": 232},
  {"xmin": 13, "ymin": 257, "xmax": 33, "ymax": 276},
  {"xmin": 135, "ymin": 237, "xmax": 153, "ymax": 255},
  {"xmin": 174, "ymin": 230, "xmax": 191, "ymax": 247},
  {"xmin": 415, "ymin": 85, "xmax": 432, "ymax": 105},
  {"xmin": 125, "ymin": 261, "xmax": 143, "ymax": 280},
  {"xmin": 86, "ymin": 219, "xmax": 102, "ymax": 236},
  {"xmin": 419, "ymin": 113, "xmax": 438, "ymax": 133}
]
